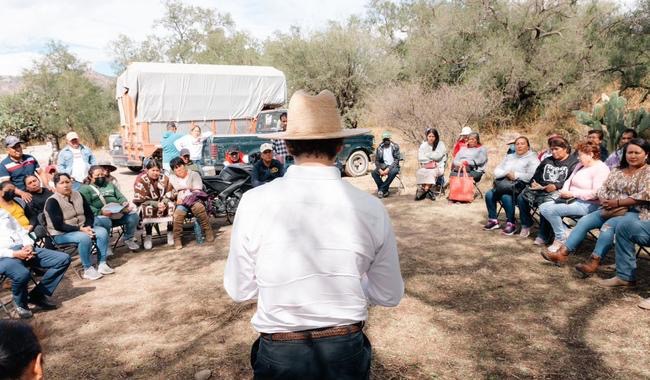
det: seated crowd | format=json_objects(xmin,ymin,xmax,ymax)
[
  {"xmin": 479, "ymin": 131, "xmax": 649, "ymax": 310},
  {"xmin": 373, "ymin": 126, "xmax": 648, "ymax": 310},
  {"xmin": 0, "ymin": 135, "xmax": 289, "ymax": 319}
]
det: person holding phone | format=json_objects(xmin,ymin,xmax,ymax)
[{"xmin": 516, "ymin": 137, "xmax": 578, "ymax": 240}]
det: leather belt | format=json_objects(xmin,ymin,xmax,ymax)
[{"xmin": 261, "ymin": 322, "xmax": 364, "ymax": 341}]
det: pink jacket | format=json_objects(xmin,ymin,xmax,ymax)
[{"xmin": 561, "ymin": 161, "xmax": 610, "ymax": 201}]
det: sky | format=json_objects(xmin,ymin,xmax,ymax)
[
  {"xmin": 0, "ymin": 0, "xmax": 369, "ymax": 77},
  {"xmin": 0, "ymin": 0, "xmax": 639, "ymax": 77}
]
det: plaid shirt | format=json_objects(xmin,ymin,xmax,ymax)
[{"xmin": 272, "ymin": 139, "xmax": 292, "ymax": 163}]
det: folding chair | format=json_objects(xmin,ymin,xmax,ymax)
[
  {"xmin": 35, "ymin": 213, "xmax": 98, "ymax": 279},
  {"xmin": 386, "ymin": 153, "xmax": 406, "ymax": 196}
]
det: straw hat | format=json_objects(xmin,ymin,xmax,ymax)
[{"xmin": 262, "ymin": 90, "xmax": 369, "ymax": 140}]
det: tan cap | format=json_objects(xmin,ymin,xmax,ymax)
[
  {"xmin": 66, "ymin": 132, "xmax": 80, "ymax": 141},
  {"xmin": 260, "ymin": 143, "xmax": 273, "ymax": 152}
]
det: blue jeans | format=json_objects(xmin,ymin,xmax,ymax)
[
  {"xmin": 615, "ymin": 220, "xmax": 650, "ymax": 281},
  {"xmin": 53, "ymin": 228, "xmax": 108, "ymax": 269},
  {"xmin": 95, "ymin": 212, "xmax": 140, "ymax": 241},
  {"xmin": 565, "ymin": 210, "xmax": 640, "ymax": 258},
  {"xmin": 538, "ymin": 200, "xmax": 599, "ymax": 241},
  {"xmin": 371, "ymin": 167, "xmax": 399, "ymax": 193},
  {"xmin": 175, "ymin": 205, "xmax": 204, "ymax": 243},
  {"xmin": 251, "ymin": 331, "xmax": 371, "ymax": 380},
  {"xmin": 485, "ymin": 189, "xmax": 515, "ymax": 223},
  {"xmin": 0, "ymin": 248, "xmax": 71, "ymax": 308}
]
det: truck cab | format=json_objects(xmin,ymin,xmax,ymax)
[{"xmin": 201, "ymin": 109, "xmax": 374, "ymax": 177}]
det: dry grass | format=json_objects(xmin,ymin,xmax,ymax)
[{"xmin": 7, "ymin": 169, "xmax": 650, "ymax": 379}]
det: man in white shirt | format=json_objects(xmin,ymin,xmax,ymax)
[
  {"xmin": 56, "ymin": 132, "xmax": 97, "ymax": 190},
  {"xmin": 0, "ymin": 209, "xmax": 70, "ymax": 319},
  {"xmin": 224, "ymin": 90, "xmax": 404, "ymax": 379}
]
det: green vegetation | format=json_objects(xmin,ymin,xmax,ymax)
[
  {"xmin": 0, "ymin": 42, "xmax": 117, "ymax": 148},
  {"xmin": 575, "ymin": 92, "xmax": 650, "ymax": 151},
  {"xmin": 1, "ymin": 0, "xmax": 648, "ymax": 147}
]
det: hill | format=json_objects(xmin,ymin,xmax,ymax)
[{"xmin": 0, "ymin": 70, "xmax": 115, "ymax": 96}]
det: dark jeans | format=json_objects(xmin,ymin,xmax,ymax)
[
  {"xmin": 251, "ymin": 331, "xmax": 372, "ymax": 380},
  {"xmin": 371, "ymin": 167, "xmax": 399, "ymax": 193},
  {"xmin": 485, "ymin": 189, "xmax": 515, "ymax": 223},
  {"xmin": 0, "ymin": 248, "xmax": 71, "ymax": 308}
]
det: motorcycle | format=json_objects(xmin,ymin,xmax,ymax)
[{"xmin": 201, "ymin": 163, "xmax": 253, "ymax": 224}]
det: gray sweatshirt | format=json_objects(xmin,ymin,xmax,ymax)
[
  {"xmin": 452, "ymin": 146, "xmax": 488, "ymax": 172},
  {"xmin": 494, "ymin": 150, "xmax": 540, "ymax": 182}
]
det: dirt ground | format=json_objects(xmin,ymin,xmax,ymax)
[{"xmin": 6, "ymin": 157, "xmax": 650, "ymax": 379}]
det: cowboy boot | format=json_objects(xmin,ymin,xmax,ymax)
[
  {"xmin": 575, "ymin": 255, "xmax": 600, "ymax": 275},
  {"xmin": 540, "ymin": 244, "xmax": 569, "ymax": 266},
  {"xmin": 191, "ymin": 203, "xmax": 215, "ymax": 243},
  {"xmin": 173, "ymin": 209, "xmax": 186, "ymax": 249}
]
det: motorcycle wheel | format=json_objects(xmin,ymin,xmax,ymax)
[{"xmin": 224, "ymin": 194, "xmax": 241, "ymax": 224}]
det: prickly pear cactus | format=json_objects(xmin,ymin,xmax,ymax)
[{"xmin": 574, "ymin": 92, "xmax": 648, "ymax": 151}]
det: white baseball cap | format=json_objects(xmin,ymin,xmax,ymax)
[
  {"xmin": 260, "ymin": 143, "xmax": 273, "ymax": 152},
  {"xmin": 66, "ymin": 131, "xmax": 80, "ymax": 141},
  {"xmin": 459, "ymin": 127, "xmax": 472, "ymax": 136}
]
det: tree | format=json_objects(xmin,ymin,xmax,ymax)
[
  {"xmin": 263, "ymin": 18, "xmax": 399, "ymax": 128},
  {"xmin": 108, "ymin": 0, "xmax": 259, "ymax": 73},
  {"xmin": 0, "ymin": 42, "xmax": 118, "ymax": 148},
  {"xmin": 598, "ymin": 0, "xmax": 650, "ymax": 100},
  {"xmin": 365, "ymin": 81, "xmax": 501, "ymax": 146}
]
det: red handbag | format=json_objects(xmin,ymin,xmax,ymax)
[{"xmin": 448, "ymin": 166, "xmax": 475, "ymax": 202}]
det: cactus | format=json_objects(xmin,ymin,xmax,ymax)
[{"xmin": 573, "ymin": 92, "xmax": 648, "ymax": 152}]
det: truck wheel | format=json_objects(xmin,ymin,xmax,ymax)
[
  {"xmin": 344, "ymin": 150, "xmax": 369, "ymax": 177},
  {"xmin": 128, "ymin": 166, "xmax": 142, "ymax": 173}
]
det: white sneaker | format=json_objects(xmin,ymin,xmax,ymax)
[
  {"xmin": 144, "ymin": 235, "xmax": 153, "ymax": 250},
  {"xmin": 97, "ymin": 262, "xmax": 115, "ymax": 275},
  {"xmin": 547, "ymin": 240, "xmax": 565, "ymax": 253},
  {"xmin": 125, "ymin": 239, "xmax": 140, "ymax": 251},
  {"xmin": 519, "ymin": 227, "xmax": 531, "ymax": 238},
  {"xmin": 83, "ymin": 266, "xmax": 103, "ymax": 280},
  {"xmin": 167, "ymin": 231, "xmax": 174, "ymax": 246}
]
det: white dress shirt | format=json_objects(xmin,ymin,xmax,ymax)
[
  {"xmin": 224, "ymin": 165, "xmax": 404, "ymax": 333},
  {"xmin": 0, "ymin": 209, "xmax": 33, "ymax": 258}
]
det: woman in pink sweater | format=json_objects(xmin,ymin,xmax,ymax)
[{"xmin": 538, "ymin": 141, "xmax": 610, "ymax": 252}]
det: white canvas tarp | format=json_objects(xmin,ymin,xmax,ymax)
[{"xmin": 116, "ymin": 62, "xmax": 287, "ymax": 123}]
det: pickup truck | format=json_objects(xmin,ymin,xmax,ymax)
[{"xmin": 200, "ymin": 109, "xmax": 374, "ymax": 177}]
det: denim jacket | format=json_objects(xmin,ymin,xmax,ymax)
[{"xmin": 56, "ymin": 145, "xmax": 97, "ymax": 175}]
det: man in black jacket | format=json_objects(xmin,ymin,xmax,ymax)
[{"xmin": 371, "ymin": 131, "xmax": 401, "ymax": 198}]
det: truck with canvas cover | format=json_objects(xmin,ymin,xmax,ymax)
[{"xmin": 113, "ymin": 62, "xmax": 287, "ymax": 171}]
